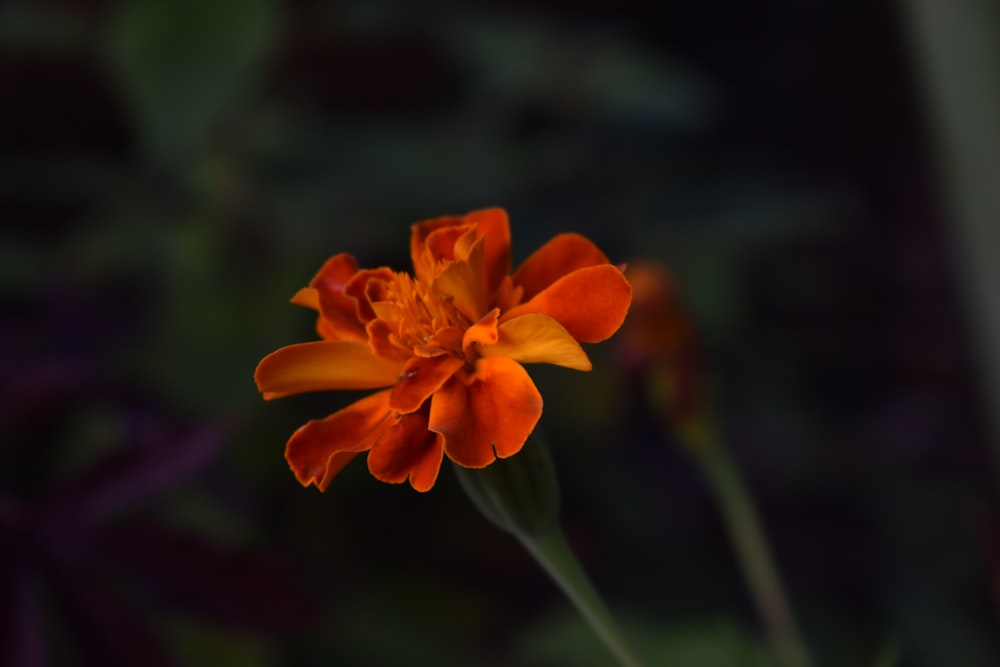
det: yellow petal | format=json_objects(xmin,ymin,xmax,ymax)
[
  {"xmin": 255, "ymin": 341, "xmax": 404, "ymax": 400},
  {"xmin": 480, "ymin": 313, "xmax": 592, "ymax": 371}
]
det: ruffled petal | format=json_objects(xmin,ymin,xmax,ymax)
[
  {"xmin": 291, "ymin": 254, "xmax": 369, "ymax": 341},
  {"xmin": 481, "ymin": 313, "xmax": 592, "ymax": 371},
  {"xmin": 433, "ymin": 249, "xmax": 488, "ymax": 323},
  {"xmin": 417, "ymin": 326, "xmax": 464, "ymax": 357},
  {"xmin": 366, "ymin": 319, "xmax": 411, "ymax": 362},
  {"xmin": 466, "ymin": 208, "xmax": 511, "ymax": 297},
  {"xmin": 502, "ymin": 264, "xmax": 632, "ymax": 343},
  {"xmin": 410, "ymin": 208, "xmax": 510, "ymax": 292},
  {"xmin": 512, "ymin": 233, "xmax": 610, "ymax": 301},
  {"xmin": 367, "ymin": 408, "xmax": 445, "ymax": 492},
  {"xmin": 255, "ymin": 341, "xmax": 404, "ymax": 400},
  {"xmin": 411, "ymin": 217, "xmax": 472, "ymax": 281},
  {"xmin": 345, "ymin": 267, "xmax": 394, "ymax": 322},
  {"xmin": 285, "ymin": 390, "xmax": 391, "ymax": 490},
  {"xmin": 310, "ymin": 253, "xmax": 360, "ymax": 291},
  {"xmin": 462, "ymin": 308, "xmax": 500, "ymax": 356},
  {"xmin": 388, "ymin": 354, "xmax": 465, "ymax": 413},
  {"xmin": 294, "ymin": 290, "xmax": 359, "ymax": 342},
  {"xmin": 316, "ymin": 291, "xmax": 367, "ymax": 341},
  {"xmin": 428, "ymin": 357, "xmax": 543, "ymax": 468}
]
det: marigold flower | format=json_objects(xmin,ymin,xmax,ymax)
[
  {"xmin": 255, "ymin": 208, "xmax": 632, "ymax": 492},
  {"xmin": 618, "ymin": 260, "xmax": 702, "ymax": 428}
]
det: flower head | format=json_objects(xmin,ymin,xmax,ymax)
[
  {"xmin": 618, "ymin": 260, "xmax": 702, "ymax": 429},
  {"xmin": 255, "ymin": 208, "xmax": 632, "ymax": 491}
]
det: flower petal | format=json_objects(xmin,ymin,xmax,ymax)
[
  {"xmin": 462, "ymin": 308, "xmax": 500, "ymax": 353},
  {"xmin": 467, "ymin": 208, "xmax": 511, "ymax": 297},
  {"xmin": 292, "ymin": 286, "xmax": 364, "ymax": 341},
  {"xmin": 428, "ymin": 357, "xmax": 543, "ymax": 468},
  {"xmin": 388, "ymin": 354, "xmax": 465, "ymax": 414},
  {"xmin": 255, "ymin": 341, "xmax": 404, "ymax": 400},
  {"xmin": 292, "ymin": 254, "xmax": 369, "ymax": 341},
  {"xmin": 367, "ymin": 408, "xmax": 445, "ymax": 492},
  {"xmin": 309, "ymin": 255, "xmax": 366, "ymax": 330},
  {"xmin": 285, "ymin": 390, "xmax": 391, "ymax": 490},
  {"xmin": 291, "ymin": 287, "xmax": 319, "ymax": 311},
  {"xmin": 481, "ymin": 313, "xmax": 592, "ymax": 371},
  {"xmin": 345, "ymin": 267, "xmax": 394, "ymax": 322},
  {"xmin": 502, "ymin": 264, "xmax": 632, "ymax": 343},
  {"xmin": 410, "ymin": 208, "xmax": 510, "ymax": 292},
  {"xmin": 433, "ymin": 232, "xmax": 488, "ymax": 322},
  {"xmin": 366, "ymin": 319, "xmax": 411, "ymax": 362},
  {"xmin": 317, "ymin": 294, "xmax": 367, "ymax": 341},
  {"xmin": 310, "ymin": 253, "xmax": 359, "ymax": 291},
  {"xmin": 411, "ymin": 217, "xmax": 473, "ymax": 281},
  {"xmin": 512, "ymin": 233, "xmax": 610, "ymax": 301}
]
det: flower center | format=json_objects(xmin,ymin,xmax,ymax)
[{"xmin": 384, "ymin": 272, "xmax": 471, "ymax": 356}]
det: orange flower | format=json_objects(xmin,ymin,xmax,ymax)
[
  {"xmin": 618, "ymin": 261, "xmax": 701, "ymax": 427},
  {"xmin": 255, "ymin": 208, "xmax": 632, "ymax": 492}
]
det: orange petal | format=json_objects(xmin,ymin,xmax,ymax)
[
  {"xmin": 462, "ymin": 308, "xmax": 500, "ymax": 353},
  {"xmin": 502, "ymin": 264, "xmax": 632, "ymax": 343},
  {"xmin": 367, "ymin": 408, "xmax": 445, "ymax": 492},
  {"xmin": 309, "ymin": 253, "xmax": 360, "ymax": 291},
  {"xmin": 481, "ymin": 313, "xmax": 592, "ymax": 371},
  {"xmin": 255, "ymin": 341, "xmax": 404, "ymax": 400},
  {"xmin": 345, "ymin": 267, "xmax": 394, "ymax": 322},
  {"xmin": 411, "ymin": 218, "xmax": 473, "ymax": 281},
  {"xmin": 366, "ymin": 319, "xmax": 410, "ymax": 362},
  {"xmin": 465, "ymin": 208, "xmax": 511, "ymax": 297},
  {"xmin": 294, "ymin": 254, "xmax": 369, "ymax": 341},
  {"xmin": 433, "ymin": 233, "xmax": 488, "ymax": 322},
  {"xmin": 294, "ymin": 287, "xmax": 363, "ymax": 342},
  {"xmin": 417, "ymin": 326, "xmax": 464, "ymax": 357},
  {"xmin": 512, "ymin": 233, "xmax": 610, "ymax": 301},
  {"xmin": 425, "ymin": 224, "xmax": 473, "ymax": 263},
  {"xmin": 317, "ymin": 290, "xmax": 368, "ymax": 342},
  {"xmin": 410, "ymin": 208, "xmax": 510, "ymax": 292},
  {"xmin": 291, "ymin": 287, "xmax": 320, "ymax": 311},
  {"xmin": 388, "ymin": 354, "xmax": 465, "ymax": 413},
  {"xmin": 428, "ymin": 357, "xmax": 543, "ymax": 468},
  {"xmin": 285, "ymin": 390, "xmax": 391, "ymax": 490}
]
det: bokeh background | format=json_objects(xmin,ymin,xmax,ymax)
[{"xmin": 2, "ymin": 1, "xmax": 999, "ymax": 665}]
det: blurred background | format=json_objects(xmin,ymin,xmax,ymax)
[{"xmin": 2, "ymin": 0, "xmax": 999, "ymax": 665}]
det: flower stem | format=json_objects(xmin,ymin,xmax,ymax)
[
  {"xmin": 517, "ymin": 526, "xmax": 646, "ymax": 667},
  {"xmin": 686, "ymin": 422, "xmax": 813, "ymax": 667}
]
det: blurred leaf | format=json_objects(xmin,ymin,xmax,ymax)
[{"xmin": 108, "ymin": 0, "xmax": 276, "ymax": 160}]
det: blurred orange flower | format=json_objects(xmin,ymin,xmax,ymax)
[
  {"xmin": 619, "ymin": 261, "xmax": 702, "ymax": 428},
  {"xmin": 255, "ymin": 208, "xmax": 632, "ymax": 491}
]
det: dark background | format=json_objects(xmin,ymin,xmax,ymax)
[{"xmin": 2, "ymin": 1, "xmax": 998, "ymax": 665}]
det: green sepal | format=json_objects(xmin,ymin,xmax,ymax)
[{"xmin": 452, "ymin": 430, "xmax": 560, "ymax": 538}]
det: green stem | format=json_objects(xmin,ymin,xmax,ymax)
[
  {"xmin": 518, "ymin": 526, "xmax": 647, "ymax": 667},
  {"xmin": 692, "ymin": 436, "xmax": 813, "ymax": 667}
]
